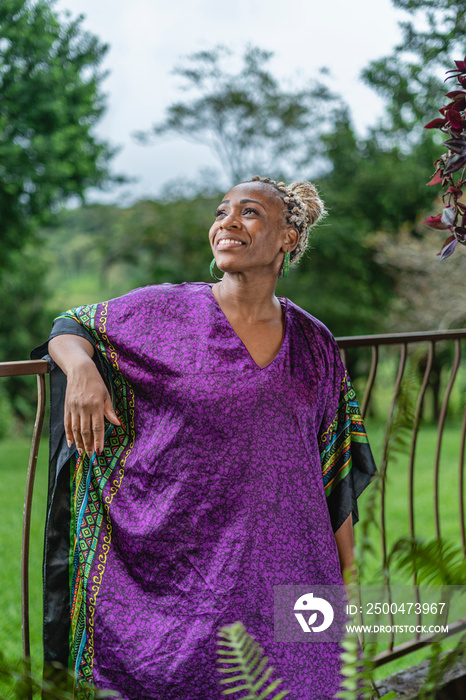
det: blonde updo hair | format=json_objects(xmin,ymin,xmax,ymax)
[{"xmin": 247, "ymin": 176, "xmax": 327, "ymax": 275}]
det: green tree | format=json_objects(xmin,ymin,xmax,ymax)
[
  {"xmin": 319, "ymin": 115, "xmax": 439, "ymax": 233},
  {"xmin": 0, "ymin": 0, "xmax": 118, "ymax": 421},
  {"xmin": 136, "ymin": 45, "xmax": 336, "ymax": 184},
  {"xmin": 362, "ymin": 0, "xmax": 466, "ymax": 137},
  {"xmin": 0, "ymin": 0, "xmax": 117, "ymax": 273}
]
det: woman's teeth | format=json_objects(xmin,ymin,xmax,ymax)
[{"xmin": 218, "ymin": 239, "xmax": 244, "ymax": 247}]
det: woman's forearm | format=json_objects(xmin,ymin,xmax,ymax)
[
  {"xmin": 334, "ymin": 514, "xmax": 355, "ymax": 581},
  {"xmin": 48, "ymin": 334, "xmax": 95, "ymax": 374}
]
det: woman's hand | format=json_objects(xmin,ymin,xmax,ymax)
[
  {"xmin": 49, "ymin": 334, "xmax": 121, "ymax": 456},
  {"xmin": 65, "ymin": 360, "xmax": 121, "ymax": 456}
]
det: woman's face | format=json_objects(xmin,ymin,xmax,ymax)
[{"xmin": 209, "ymin": 182, "xmax": 297, "ymax": 277}]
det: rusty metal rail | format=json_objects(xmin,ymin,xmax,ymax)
[{"xmin": 1, "ymin": 329, "xmax": 466, "ymax": 674}]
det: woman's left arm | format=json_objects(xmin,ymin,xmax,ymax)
[{"xmin": 334, "ymin": 514, "xmax": 355, "ymax": 581}]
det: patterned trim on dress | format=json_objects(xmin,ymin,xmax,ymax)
[
  {"xmin": 60, "ymin": 304, "xmax": 136, "ymax": 689},
  {"xmin": 319, "ymin": 370, "xmax": 369, "ymax": 497}
]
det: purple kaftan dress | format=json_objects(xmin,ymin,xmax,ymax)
[{"xmin": 36, "ymin": 282, "xmax": 377, "ymax": 700}]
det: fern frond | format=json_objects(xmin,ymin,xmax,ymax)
[
  {"xmin": 216, "ymin": 621, "xmax": 290, "ymax": 699},
  {"xmin": 388, "ymin": 536, "xmax": 466, "ymax": 585}
]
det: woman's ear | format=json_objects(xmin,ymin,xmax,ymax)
[{"xmin": 283, "ymin": 227, "xmax": 299, "ymax": 252}]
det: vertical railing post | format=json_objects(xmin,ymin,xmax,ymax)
[
  {"xmin": 459, "ymin": 405, "xmax": 466, "ymax": 558},
  {"xmin": 21, "ymin": 373, "xmax": 46, "ymax": 693},
  {"xmin": 361, "ymin": 345, "xmax": 378, "ymax": 419},
  {"xmin": 379, "ymin": 343, "xmax": 407, "ymax": 653}
]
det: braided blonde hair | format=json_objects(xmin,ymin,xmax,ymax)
[{"xmin": 247, "ymin": 176, "xmax": 327, "ymax": 275}]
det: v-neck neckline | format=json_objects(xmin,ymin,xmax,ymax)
[{"xmin": 207, "ymin": 283, "xmax": 288, "ymax": 370}]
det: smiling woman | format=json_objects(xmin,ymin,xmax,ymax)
[{"xmin": 32, "ymin": 176, "xmax": 377, "ymax": 700}]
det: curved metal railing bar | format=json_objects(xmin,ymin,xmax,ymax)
[
  {"xmin": 361, "ymin": 345, "xmax": 378, "ymax": 419},
  {"xmin": 380, "ymin": 343, "xmax": 408, "ymax": 653}
]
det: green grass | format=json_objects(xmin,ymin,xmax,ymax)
[{"xmin": 0, "ymin": 416, "xmax": 464, "ymax": 691}]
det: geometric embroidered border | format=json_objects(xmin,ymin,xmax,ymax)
[
  {"xmin": 60, "ymin": 303, "xmax": 135, "ymax": 687},
  {"xmin": 319, "ymin": 370, "xmax": 369, "ymax": 498}
]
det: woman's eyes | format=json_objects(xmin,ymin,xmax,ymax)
[{"xmin": 215, "ymin": 207, "xmax": 259, "ymax": 218}]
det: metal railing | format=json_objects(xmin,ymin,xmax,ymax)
[
  {"xmin": 1, "ymin": 329, "xmax": 466, "ymax": 676},
  {"xmin": 338, "ymin": 329, "xmax": 466, "ymax": 665}
]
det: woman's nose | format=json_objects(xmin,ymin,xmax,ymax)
[{"xmin": 220, "ymin": 212, "xmax": 239, "ymax": 229}]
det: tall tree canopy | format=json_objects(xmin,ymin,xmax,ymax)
[
  {"xmin": 0, "ymin": 0, "xmax": 116, "ymax": 275},
  {"xmin": 137, "ymin": 45, "xmax": 336, "ymax": 185}
]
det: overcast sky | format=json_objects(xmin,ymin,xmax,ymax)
[{"xmin": 55, "ymin": 0, "xmax": 404, "ymax": 203}]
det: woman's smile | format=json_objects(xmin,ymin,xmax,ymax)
[{"xmin": 216, "ymin": 237, "xmax": 246, "ymax": 249}]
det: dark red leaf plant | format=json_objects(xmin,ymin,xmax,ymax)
[{"xmin": 423, "ymin": 56, "xmax": 466, "ymax": 260}]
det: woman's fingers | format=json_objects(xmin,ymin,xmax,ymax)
[
  {"xmin": 80, "ymin": 414, "xmax": 94, "ymax": 457},
  {"xmin": 92, "ymin": 412, "xmax": 106, "ymax": 455},
  {"xmin": 104, "ymin": 395, "xmax": 121, "ymax": 427},
  {"xmin": 71, "ymin": 414, "xmax": 85, "ymax": 456},
  {"xmin": 65, "ymin": 388, "xmax": 121, "ymax": 457},
  {"xmin": 65, "ymin": 409, "xmax": 74, "ymax": 449},
  {"xmin": 68, "ymin": 409, "xmax": 104, "ymax": 457}
]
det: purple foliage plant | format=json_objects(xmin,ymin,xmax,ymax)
[{"xmin": 423, "ymin": 56, "xmax": 466, "ymax": 260}]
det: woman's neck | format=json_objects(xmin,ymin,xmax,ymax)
[{"xmin": 211, "ymin": 272, "xmax": 281, "ymax": 323}]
